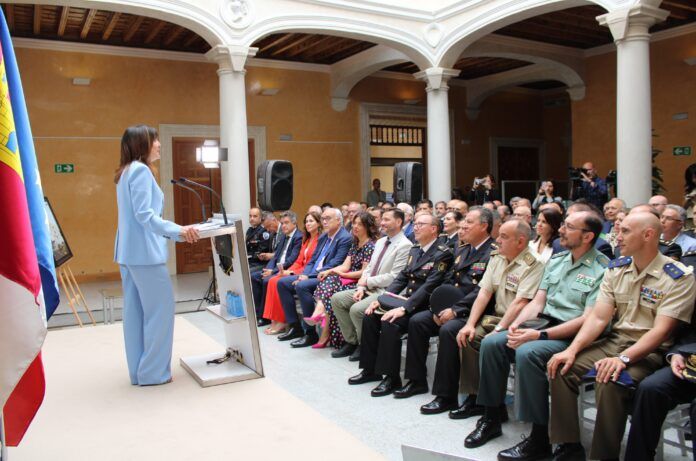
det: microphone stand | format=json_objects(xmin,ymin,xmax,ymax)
[
  {"xmin": 178, "ymin": 177, "xmax": 229, "ymax": 226},
  {"xmin": 171, "ymin": 179, "xmax": 207, "ymax": 223}
]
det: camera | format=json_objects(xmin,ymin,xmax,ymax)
[
  {"xmin": 568, "ymin": 166, "xmax": 589, "ymax": 181},
  {"xmin": 473, "ymin": 177, "xmax": 485, "ymax": 187}
]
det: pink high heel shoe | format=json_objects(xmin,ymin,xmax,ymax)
[
  {"xmin": 311, "ymin": 341, "xmax": 328, "ymax": 349},
  {"xmin": 303, "ymin": 313, "xmax": 327, "ymax": 328}
]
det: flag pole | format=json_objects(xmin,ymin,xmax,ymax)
[{"xmin": 0, "ymin": 412, "xmax": 8, "ymax": 461}]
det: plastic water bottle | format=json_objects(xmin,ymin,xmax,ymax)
[
  {"xmin": 225, "ymin": 291, "xmax": 235, "ymax": 316},
  {"xmin": 233, "ymin": 293, "xmax": 246, "ymax": 318}
]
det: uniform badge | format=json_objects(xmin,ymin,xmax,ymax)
[
  {"xmin": 472, "ymin": 262, "xmax": 487, "ymax": 272},
  {"xmin": 455, "ymin": 255, "xmax": 461, "ymax": 264},
  {"xmin": 505, "ymin": 274, "xmax": 520, "ymax": 291},
  {"xmin": 523, "ymin": 253, "xmax": 536, "ymax": 266},
  {"xmin": 438, "ymin": 262, "xmax": 447, "ymax": 272},
  {"xmin": 262, "ymin": 232, "xmax": 270, "ymax": 240},
  {"xmin": 575, "ymin": 274, "xmax": 596, "ymax": 287},
  {"xmin": 422, "ymin": 262, "xmax": 434, "ymax": 270},
  {"xmin": 640, "ymin": 286, "xmax": 665, "ymax": 306}
]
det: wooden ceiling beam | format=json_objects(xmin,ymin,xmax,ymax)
[
  {"xmin": 57, "ymin": 6, "xmax": 69, "ymax": 36},
  {"xmin": 5, "ymin": 5, "xmax": 14, "ymax": 33},
  {"xmin": 123, "ymin": 16, "xmax": 144, "ymax": 42},
  {"xmin": 270, "ymin": 34, "xmax": 314, "ymax": 56},
  {"xmin": 285, "ymin": 35, "xmax": 334, "ymax": 58},
  {"xmin": 525, "ymin": 18, "xmax": 610, "ymax": 41},
  {"xmin": 257, "ymin": 33, "xmax": 297, "ymax": 53},
  {"xmin": 313, "ymin": 38, "xmax": 368, "ymax": 61},
  {"xmin": 80, "ymin": 9, "xmax": 97, "ymax": 39},
  {"xmin": 324, "ymin": 42, "xmax": 375, "ymax": 63},
  {"xmin": 163, "ymin": 25, "xmax": 184, "ymax": 46},
  {"xmin": 183, "ymin": 31, "xmax": 201, "ymax": 47},
  {"xmin": 33, "ymin": 5, "xmax": 41, "ymax": 35},
  {"xmin": 102, "ymin": 12, "xmax": 121, "ymax": 41},
  {"xmin": 297, "ymin": 36, "xmax": 346, "ymax": 57},
  {"xmin": 662, "ymin": 1, "xmax": 696, "ymax": 13},
  {"xmin": 145, "ymin": 20, "xmax": 167, "ymax": 44}
]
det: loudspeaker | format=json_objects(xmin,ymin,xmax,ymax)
[
  {"xmin": 257, "ymin": 160, "xmax": 293, "ymax": 211},
  {"xmin": 393, "ymin": 162, "xmax": 423, "ymax": 204}
]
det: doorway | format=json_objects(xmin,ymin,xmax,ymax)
[{"xmin": 490, "ymin": 138, "xmax": 545, "ymax": 204}]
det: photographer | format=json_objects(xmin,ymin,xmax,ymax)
[
  {"xmin": 532, "ymin": 181, "xmax": 562, "ymax": 211},
  {"xmin": 571, "ymin": 162, "xmax": 607, "ymax": 209},
  {"xmin": 468, "ymin": 174, "xmax": 500, "ymax": 206}
]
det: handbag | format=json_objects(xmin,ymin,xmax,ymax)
[{"xmin": 339, "ymin": 276, "xmax": 357, "ymax": 286}]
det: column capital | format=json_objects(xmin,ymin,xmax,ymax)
[
  {"xmin": 206, "ymin": 45, "xmax": 258, "ymax": 73},
  {"xmin": 413, "ymin": 67, "xmax": 460, "ymax": 91},
  {"xmin": 597, "ymin": 5, "xmax": 669, "ymax": 43}
]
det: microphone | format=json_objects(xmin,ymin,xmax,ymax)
[
  {"xmin": 171, "ymin": 179, "xmax": 207, "ymax": 223},
  {"xmin": 179, "ymin": 177, "xmax": 229, "ymax": 225}
]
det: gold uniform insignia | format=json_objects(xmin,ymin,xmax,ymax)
[
  {"xmin": 438, "ymin": 262, "xmax": 447, "ymax": 272},
  {"xmin": 523, "ymin": 253, "xmax": 536, "ymax": 265},
  {"xmin": 408, "ymin": 255, "xmax": 413, "ymax": 265},
  {"xmin": 455, "ymin": 255, "xmax": 461, "ymax": 264}
]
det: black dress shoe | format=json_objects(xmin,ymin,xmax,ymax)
[
  {"xmin": 348, "ymin": 370, "xmax": 382, "ymax": 385},
  {"xmin": 348, "ymin": 346, "xmax": 361, "ymax": 362},
  {"xmin": 277, "ymin": 324, "xmax": 303, "ymax": 341},
  {"xmin": 464, "ymin": 417, "xmax": 502, "ymax": 448},
  {"xmin": 551, "ymin": 443, "xmax": 586, "ymax": 461},
  {"xmin": 331, "ymin": 343, "xmax": 357, "ymax": 358},
  {"xmin": 394, "ymin": 380, "xmax": 429, "ymax": 399},
  {"xmin": 498, "ymin": 435, "xmax": 551, "ymax": 461},
  {"xmin": 420, "ymin": 396, "xmax": 458, "ymax": 415},
  {"xmin": 449, "ymin": 397, "xmax": 485, "ymax": 420},
  {"xmin": 371, "ymin": 376, "xmax": 402, "ymax": 397},
  {"xmin": 257, "ymin": 318, "xmax": 271, "ymax": 327},
  {"xmin": 290, "ymin": 334, "xmax": 318, "ymax": 348}
]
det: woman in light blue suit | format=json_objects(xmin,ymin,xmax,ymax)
[{"xmin": 114, "ymin": 125, "xmax": 199, "ymax": 386}]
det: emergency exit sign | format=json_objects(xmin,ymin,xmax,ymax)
[
  {"xmin": 673, "ymin": 146, "xmax": 692, "ymax": 156},
  {"xmin": 54, "ymin": 164, "xmax": 74, "ymax": 173}
]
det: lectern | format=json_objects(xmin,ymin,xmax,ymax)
[{"xmin": 180, "ymin": 217, "xmax": 264, "ymax": 386}]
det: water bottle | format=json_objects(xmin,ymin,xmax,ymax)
[
  {"xmin": 225, "ymin": 291, "xmax": 235, "ymax": 316},
  {"xmin": 233, "ymin": 293, "xmax": 246, "ymax": 318}
]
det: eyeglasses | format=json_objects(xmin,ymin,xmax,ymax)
[
  {"xmin": 561, "ymin": 221, "xmax": 591, "ymax": 232},
  {"xmin": 413, "ymin": 221, "xmax": 435, "ymax": 228},
  {"xmin": 320, "ymin": 216, "xmax": 333, "ymax": 222},
  {"xmin": 660, "ymin": 216, "xmax": 682, "ymax": 223}
]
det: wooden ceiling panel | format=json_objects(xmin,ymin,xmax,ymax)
[{"xmin": 252, "ymin": 32, "xmax": 377, "ymax": 64}]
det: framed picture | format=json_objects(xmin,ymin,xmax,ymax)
[{"xmin": 44, "ymin": 197, "xmax": 73, "ymax": 268}]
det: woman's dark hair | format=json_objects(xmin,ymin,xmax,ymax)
[
  {"xmin": 352, "ymin": 211, "xmax": 380, "ymax": 242},
  {"xmin": 685, "ymin": 164, "xmax": 696, "ymax": 193},
  {"xmin": 302, "ymin": 211, "xmax": 323, "ymax": 242},
  {"xmin": 114, "ymin": 125, "xmax": 158, "ymax": 183},
  {"xmin": 536, "ymin": 207, "xmax": 563, "ymax": 243}
]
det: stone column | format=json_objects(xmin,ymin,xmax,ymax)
[
  {"xmin": 206, "ymin": 45, "xmax": 257, "ymax": 226},
  {"xmin": 598, "ymin": 5, "xmax": 668, "ymax": 206},
  {"xmin": 414, "ymin": 67, "xmax": 460, "ymax": 203}
]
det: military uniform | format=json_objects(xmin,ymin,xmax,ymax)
[
  {"xmin": 246, "ymin": 225, "xmax": 273, "ymax": 271},
  {"xmin": 459, "ymin": 246, "xmax": 545, "ymax": 394},
  {"xmin": 359, "ymin": 241, "xmax": 453, "ymax": 379},
  {"xmin": 549, "ymin": 252, "xmax": 696, "ymax": 460},
  {"xmin": 404, "ymin": 238, "xmax": 496, "ymax": 398},
  {"xmin": 477, "ymin": 248, "xmax": 608, "ymax": 426}
]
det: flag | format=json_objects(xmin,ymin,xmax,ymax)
[{"xmin": 0, "ymin": 7, "xmax": 48, "ymax": 447}]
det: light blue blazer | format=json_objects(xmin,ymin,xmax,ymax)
[{"xmin": 114, "ymin": 161, "xmax": 181, "ymax": 265}]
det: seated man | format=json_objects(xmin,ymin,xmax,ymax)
[
  {"xmin": 330, "ymin": 208, "xmax": 412, "ymax": 360},
  {"xmin": 469, "ymin": 211, "xmax": 608, "ymax": 458},
  {"xmin": 398, "ymin": 207, "xmax": 496, "ymax": 408},
  {"xmin": 552, "ymin": 202, "xmax": 614, "ymax": 259},
  {"xmin": 348, "ymin": 213, "xmax": 453, "ymax": 396},
  {"xmin": 453, "ymin": 220, "xmax": 545, "ymax": 424},
  {"xmin": 276, "ymin": 208, "xmax": 352, "ymax": 347},
  {"xmin": 246, "ymin": 207, "xmax": 274, "ymax": 272},
  {"xmin": 547, "ymin": 212, "xmax": 696, "ymax": 461},
  {"xmin": 661, "ymin": 204, "xmax": 696, "ymax": 254},
  {"xmin": 251, "ymin": 211, "xmax": 302, "ymax": 326}
]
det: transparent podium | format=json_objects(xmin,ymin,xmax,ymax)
[{"xmin": 179, "ymin": 217, "xmax": 264, "ymax": 387}]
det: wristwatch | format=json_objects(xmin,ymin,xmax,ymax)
[
  {"xmin": 538, "ymin": 330, "xmax": 549, "ymax": 340},
  {"xmin": 618, "ymin": 354, "xmax": 631, "ymax": 364}
]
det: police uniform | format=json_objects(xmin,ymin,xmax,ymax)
[
  {"xmin": 549, "ymin": 252, "xmax": 696, "ymax": 460},
  {"xmin": 404, "ymin": 238, "xmax": 496, "ymax": 398},
  {"xmin": 477, "ymin": 248, "xmax": 608, "ymax": 427},
  {"xmin": 359, "ymin": 241, "xmax": 453, "ymax": 379},
  {"xmin": 437, "ymin": 232, "xmax": 459, "ymax": 251},
  {"xmin": 459, "ymin": 246, "xmax": 545, "ymax": 395},
  {"xmin": 246, "ymin": 225, "xmax": 273, "ymax": 271}
]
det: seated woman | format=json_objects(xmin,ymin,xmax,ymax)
[
  {"xmin": 305, "ymin": 211, "xmax": 378, "ymax": 349},
  {"xmin": 529, "ymin": 207, "xmax": 562, "ymax": 263},
  {"xmin": 262, "ymin": 211, "xmax": 322, "ymax": 334},
  {"xmin": 532, "ymin": 180, "xmax": 563, "ymax": 211}
]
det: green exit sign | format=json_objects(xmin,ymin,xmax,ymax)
[
  {"xmin": 54, "ymin": 163, "xmax": 75, "ymax": 173},
  {"xmin": 673, "ymin": 146, "xmax": 692, "ymax": 156}
]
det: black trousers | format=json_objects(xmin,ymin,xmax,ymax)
[
  {"xmin": 625, "ymin": 366, "xmax": 696, "ymax": 461},
  {"xmin": 359, "ymin": 312, "xmax": 410, "ymax": 378},
  {"xmin": 404, "ymin": 310, "xmax": 466, "ymax": 398},
  {"xmin": 250, "ymin": 269, "xmax": 272, "ymax": 317}
]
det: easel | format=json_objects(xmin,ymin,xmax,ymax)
[{"xmin": 57, "ymin": 264, "xmax": 95, "ymax": 327}]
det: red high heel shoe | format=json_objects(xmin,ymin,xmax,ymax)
[
  {"xmin": 311, "ymin": 340, "xmax": 328, "ymax": 349},
  {"xmin": 303, "ymin": 313, "xmax": 326, "ymax": 327}
]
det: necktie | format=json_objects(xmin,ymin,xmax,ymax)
[
  {"xmin": 279, "ymin": 235, "xmax": 292, "ymax": 265},
  {"xmin": 315, "ymin": 238, "xmax": 333, "ymax": 271},
  {"xmin": 369, "ymin": 239, "xmax": 391, "ymax": 277}
]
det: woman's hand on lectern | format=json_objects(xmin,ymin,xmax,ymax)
[{"xmin": 180, "ymin": 225, "xmax": 200, "ymax": 244}]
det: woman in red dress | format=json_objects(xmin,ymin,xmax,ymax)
[{"xmin": 262, "ymin": 211, "xmax": 322, "ymax": 334}]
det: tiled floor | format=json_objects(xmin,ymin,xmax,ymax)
[{"xmin": 51, "ymin": 274, "xmax": 692, "ymax": 461}]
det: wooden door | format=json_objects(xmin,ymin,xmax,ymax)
[{"xmin": 497, "ymin": 146, "xmax": 540, "ymax": 202}]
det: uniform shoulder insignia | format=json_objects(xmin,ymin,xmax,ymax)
[
  {"xmin": 490, "ymin": 242, "xmax": 498, "ymax": 249},
  {"xmin": 683, "ymin": 249, "xmax": 696, "ymax": 259},
  {"xmin": 412, "ymin": 244, "xmax": 421, "ymax": 248},
  {"xmin": 595, "ymin": 254, "xmax": 610, "ymax": 268},
  {"xmin": 438, "ymin": 244, "xmax": 450, "ymax": 252},
  {"xmin": 490, "ymin": 249, "xmax": 499, "ymax": 256},
  {"xmin": 608, "ymin": 256, "xmax": 632, "ymax": 269},
  {"xmin": 660, "ymin": 238, "xmax": 676, "ymax": 245},
  {"xmin": 551, "ymin": 250, "xmax": 569, "ymax": 259},
  {"xmin": 664, "ymin": 262, "xmax": 686, "ymax": 279},
  {"xmin": 523, "ymin": 253, "xmax": 537, "ymax": 266}
]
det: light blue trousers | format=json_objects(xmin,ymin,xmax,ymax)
[{"xmin": 120, "ymin": 264, "xmax": 175, "ymax": 385}]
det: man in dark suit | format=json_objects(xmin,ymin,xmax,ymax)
[
  {"xmin": 277, "ymin": 208, "xmax": 353, "ymax": 347},
  {"xmin": 396, "ymin": 207, "xmax": 496, "ymax": 406},
  {"xmin": 251, "ymin": 211, "xmax": 303, "ymax": 326},
  {"xmin": 348, "ymin": 212, "xmax": 453, "ymax": 397}
]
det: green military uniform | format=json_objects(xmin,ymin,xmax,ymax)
[
  {"xmin": 477, "ymin": 248, "xmax": 609, "ymax": 425},
  {"xmin": 459, "ymin": 246, "xmax": 545, "ymax": 394},
  {"xmin": 549, "ymin": 252, "xmax": 696, "ymax": 460}
]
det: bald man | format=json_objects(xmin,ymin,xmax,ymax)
[
  {"xmin": 573, "ymin": 162, "xmax": 608, "ymax": 209},
  {"xmin": 649, "ymin": 195, "xmax": 669, "ymax": 216},
  {"xmin": 624, "ymin": 204, "xmax": 682, "ymax": 261},
  {"xmin": 547, "ymin": 212, "xmax": 696, "ymax": 460}
]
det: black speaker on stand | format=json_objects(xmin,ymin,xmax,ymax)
[
  {"xmin": 393, "ymin": 161, "xmax": 423, "ymax": 205},
  {"xmin": 257, "ymin": 160, "xmax": 293, "ymax": 211}
]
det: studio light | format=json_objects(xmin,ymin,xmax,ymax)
[{"xmin": 195, "ymin": 140, "xmax": 228, "ymax": 168}]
